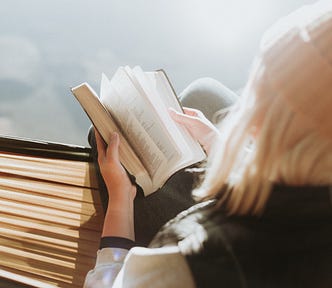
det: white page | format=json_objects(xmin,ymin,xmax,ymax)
[
  {"xmin": 152, "ymin": 71, "xmax": 205, "ymax": 156},
  {"xmin": 132, "ymin": 67, "xmax": 206, "ymax": 185},
  {"xmin": 131, "ymin": 67, "xmax": 186, "ymax": 144},
  {"xmin": 100, "ymin": 69, "xmax": 179, "ymax": 179},
  {"xmin": 71, "ymin": 82, "xmax": 153, "ymax": 194},
  {"xmin": 139, "ymin": 69, "xmax": 206, "ymax": 159}
]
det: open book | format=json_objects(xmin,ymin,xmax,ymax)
[{"xmin": 71, "ymin": 66, "xmax": 206, "ymax": 195}]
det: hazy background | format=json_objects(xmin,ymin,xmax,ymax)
[{"xmin": 0, "ymin": 0, "xmax": 316, "ymax": 146}]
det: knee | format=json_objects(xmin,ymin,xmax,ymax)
[
  {"xmin": 179, "ymin": 78, "xmax": 238, "ymax": 122},
  {"xmin": 87, "ymin": 126, "xmax": 96, "ymax": 149}
]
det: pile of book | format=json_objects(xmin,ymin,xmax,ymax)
[{"xmin": 0, "ymin": 136, "xmax": 103, "ymax": 288}]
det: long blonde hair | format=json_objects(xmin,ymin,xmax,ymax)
[{"xmin": 194, "ymin": 3, "xmax": 332, "ymax": 215}]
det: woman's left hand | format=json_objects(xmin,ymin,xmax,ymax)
[{"xmin": 169, "ymin": 107, "xmax": 221, "ymax": 155}]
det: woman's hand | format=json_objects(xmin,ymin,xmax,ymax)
[
  {"xmin": 95, "ymin": 130, "xmax": 136, "ymax": 240},
  {"xmin": 169, "ymin": 107, "xmax": 221, "ymax": 155},
  {"xmin": 95, "ymin": 130, "xmax": 136, "ymax": 204}
]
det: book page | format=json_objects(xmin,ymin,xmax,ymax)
[
  {"xmin": 71, "ymin": 83, "xmax": 153, "ymax": 194},
  {"xmin": 132, "ymin": 67, "xmax": 206, "ymax": 183},
  {"xmin": 100, "ymin": 70, "xmax": 180, "ymax": 179},
  {"xmin": 146, "ymin": 70, "xmax": 206, "ymax": 156},
  {"xmin": 131, "ymin": 67, "xmax": 187, "ymax": 147}
]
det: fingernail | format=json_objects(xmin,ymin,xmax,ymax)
[{"xmin": 111, "ymin": 132, "xmax": 118, "ymax": 141}]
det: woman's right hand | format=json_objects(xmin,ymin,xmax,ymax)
[
  {"xmin": 169, "ymin": 107, "xmax": 221, "ymax": 155},
  {"xmin": 95, "ymin": 130, "xmax": 136, "ymax": 240},
  {"xmin": 95, "ymin": 130, "xmax": 136, "ymax": 205}
]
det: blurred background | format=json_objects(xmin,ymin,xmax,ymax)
[{"xmin": 0, "ymin": 0, "xmax": 316, "ymax": 146}]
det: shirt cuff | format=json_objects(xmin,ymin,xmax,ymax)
[
  {"xmin": 95, "ymin": 247, "xmax": 128, "ymax": 266},
  {"xmin": 100, "ymin": 236, "xmax": 136, "ymax": 250}
]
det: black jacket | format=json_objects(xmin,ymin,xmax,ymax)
[{"xmin": 151, "ymin": 184, "xmax": 332, "ymax": 288}]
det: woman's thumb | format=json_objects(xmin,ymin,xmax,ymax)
[{"xmin": 107, "ymin": 132, "xmax": 120, "ymax": 161}]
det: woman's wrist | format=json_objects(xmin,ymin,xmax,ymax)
[
  {"xmin": 106, "ymin": 197, "xmax": 134, "ymax": 213},
  {"xmin": 105, "ymin": 182, "xmax": 136, "ymax": 203},
  {"xmin": 201, "ymin": 129, "xmax": 221, "ymax": 155},
  {"xmin": 102, "ymin": 203, "xmax": 135, "ymax": 241}
]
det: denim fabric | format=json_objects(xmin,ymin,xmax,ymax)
[{"xmin": 179, "ymin": 77, "xmax": 238, "ymax": 122}]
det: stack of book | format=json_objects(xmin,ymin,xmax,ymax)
[{"xmin": 0, "ymin": 136, "xmax": 103, "ymax": 288}]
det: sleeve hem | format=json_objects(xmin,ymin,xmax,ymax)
[{"xmin": 100, "ymin": 236, "xmax": 136, "ymax": 250}]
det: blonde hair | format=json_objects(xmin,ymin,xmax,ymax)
[{"xmin": 193, "ymin": 3, "xmax": 332, "ymax": 215}]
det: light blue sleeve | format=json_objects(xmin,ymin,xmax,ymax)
[{"xmin": 84, "ymin": 248, "xmax": 128, "ymax": 288}]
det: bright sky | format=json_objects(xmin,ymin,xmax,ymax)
[{"xmin": 0, "ymin": 0, "xmax": 316, "ymax": 145}]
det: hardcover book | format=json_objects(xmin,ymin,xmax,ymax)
[{"xmin": 71, "ymin": 66, "xmax": 206, "ymax": 195}]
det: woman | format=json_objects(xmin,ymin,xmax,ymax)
[{"xmin": 85, "ymin": 1, "xmax": 332, "ymax": 287}]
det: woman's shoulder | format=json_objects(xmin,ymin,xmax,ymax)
[{"xmin": 116, "ymin": 246, "xmax": 195, "ymax": 288}]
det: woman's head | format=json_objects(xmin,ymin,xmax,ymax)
[{"xmin": 195, "ymin": 1, "xmax": 332, "ymax": 215}]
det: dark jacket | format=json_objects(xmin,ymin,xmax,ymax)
[{"xmin": 151, "ymin": 184, "xmax": 332, "ymax": 288}]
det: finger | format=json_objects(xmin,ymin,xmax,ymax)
[
  {"xmin": 182, "ymin": 107, "xmax": 201, "ymax": 117},
  {"xmin": 183, "ymin": 107, "xmax": 209, "ymax": 121},
  {"xmin": 106, "ymin": 132, "xmax": 120, "ymax": 162},
  {"xmin": 95, "ymin": 129, "xmax": 106, "ymax": 158},
  {"xmin": 169, "ymin": 107, "xmax": 198, "ymax": 127}
]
